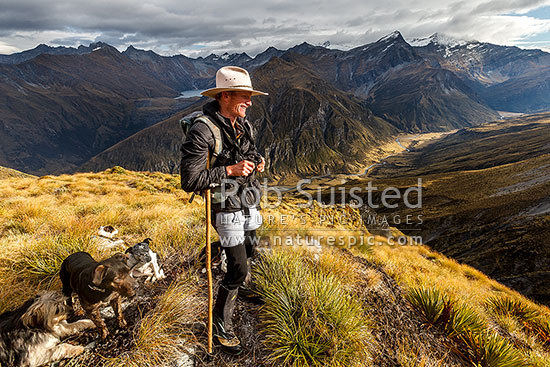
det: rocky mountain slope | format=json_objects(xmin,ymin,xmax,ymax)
[
  {"xmin": 248, "ymin": 56, "xmax": 398, "ymax": 178},
  {"xmin": 81, "ymin": 56, "xmax": 399, "ymax": 178},
  {"xmin": 412, "ymin": 33, "xmax": 550, "ymax": 84},
  {"xmin": 122, "ymin": 46, "xmax": 252, "ymax": 91},
  {"xmin": 366, "ymin": 64, "xmax": 499, "ymax": 131},
  {"xmin": 0, "ymin": 42, "xmax": 111, "ymax": 64},
  {"xmin": 249, "ymin": 32, "xmax": 500, "ymax": 132},
  {"xmin": 0, "ymin": 45, "xmax": 194, "ymax": 174},
  {"xmin": 2, "ymin": 32, "xmax": 550, "ymax": 176},
  {"xmin": 413, "ymin": 33, "xmax": 550, "ymax": 112},
  {"xmin": 79, "ymin": 109, "xmax": 188, "ymax": 174}
]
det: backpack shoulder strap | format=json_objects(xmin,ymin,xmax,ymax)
[
  {"xmin": 194, "ymin": 115, "xmax": 223, "ymax": 168},
  {"xmin": 194, "ymin": 115, "xmax": 222, "ymax": 157},
  {"xmin": 180, "ymin": 112, "xmax": 223, "ymax": 164}
]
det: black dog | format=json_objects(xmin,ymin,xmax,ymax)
[
  {"xmin": 0, "ymin": 291, "xmax": 94, "ymax": 367},
  {"xmin": 60, "ymin": 252, "xmax": 137, "ymax": 339}
]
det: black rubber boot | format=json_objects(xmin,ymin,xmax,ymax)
[{"xmin": 213, "ymin": 285, "xmax": 242, "ymax": 355}]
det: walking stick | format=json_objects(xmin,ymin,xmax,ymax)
[{"xmin": 205, "ymin": 155, "xmax": 213, "ymax": 354}]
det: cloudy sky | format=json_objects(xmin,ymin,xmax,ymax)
[{"xmin": 1, "ymin": 0, "xmax": 550, "ymax": 56}]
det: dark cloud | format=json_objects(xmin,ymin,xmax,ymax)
[{"xmin": 0, "ymin": 0, "xmax": 549, "ymax": 55}]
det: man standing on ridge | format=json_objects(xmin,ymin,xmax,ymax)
[{"xmin": 180, "ymin": 66, "xmax": 267, "ymax": 355}]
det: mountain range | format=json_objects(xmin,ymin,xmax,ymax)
[{"xmin": 1, "ymin": 31, "xmax": 549, "ymax": 175}]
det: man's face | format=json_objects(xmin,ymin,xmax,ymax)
[{"xmin": 223, "ymin": 91, "xmax": 252, "ymax": 119}]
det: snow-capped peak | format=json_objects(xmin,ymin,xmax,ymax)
[
  {"xmin": 378, "ymin": 31, "xmax": 403, "ymax": 43},
  {"xmin": 407, "ymin": 35, "xmax": 433, "ymax": 47},
  {"xmin": 407, "ymin": 33, "xmax": 471, "ymax": 48}
]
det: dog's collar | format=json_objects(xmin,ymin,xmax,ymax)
[{"xmin": 88, "ymin": 284, "xmax": 106, "ymax": 293}]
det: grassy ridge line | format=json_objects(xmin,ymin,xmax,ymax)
[
  {"xmin": 0, "ymin": 166, "xmax": 35, "ymax": 179},
  {"xmin": 1, "ymin": 167, "xmax": 549, "ymax": 366},
  {"xmin": 0, "ymin": 167, "xmax": 377, "ymax": 366}
]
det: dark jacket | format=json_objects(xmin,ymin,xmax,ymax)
[{"xmin": 180, "ymin": 100, "xmax": 262, "ymax": 212}]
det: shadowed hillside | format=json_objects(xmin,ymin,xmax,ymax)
[
  {"xmin": 337, "ymin": 114, "xmax": 550, "ymax": 303},
  {"xmin": 79, "ymin": 111, "xmax": 189, "ymax": 174},
  {"xmin": 80, "ymin": 57, "xmax": 399, "ymax": 180},
  {"xmin": 366, "ymin": 65, "xmax": 499, "ymax": 131},
  {"xmin": 249, "ymin": 56, "xmax": 398, "ymax": 179},
  {"xmin": 0, "ymin": 46, "xmax": 192, "ymax": 175}
]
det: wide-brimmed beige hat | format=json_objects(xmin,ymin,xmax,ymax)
[{"xmin": 201, "ymin": 66, "xmax": 268, "ymax": 98}]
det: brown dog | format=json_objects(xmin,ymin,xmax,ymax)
[{"xmin": 60, "ymin": 252, "xmax": 137, "ymax": 339}]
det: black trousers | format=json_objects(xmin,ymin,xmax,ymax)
[{"xmin": 221, "ymin": 229, "xmax": 257, "ymax": 290}]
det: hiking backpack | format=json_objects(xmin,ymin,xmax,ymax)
[
  {"xmin": 180, "ymin": 111, "xmax": 223, "ymax": 167},
  {"xmin": 180, "ymin": 111, "xmax": 225, "ymax": 203}
]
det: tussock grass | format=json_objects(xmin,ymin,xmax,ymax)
[
  {"xmin": 462, "ymin": 331, "xmax": 528, "ymax": 367},
  {"xmin": 371, "ymin": 237, "xmax": 550, "ymax": 364},
  {"xmin": 371, "ymin": 243, "xmax": 549, "ymax": 321},
  {"xmin": 488, "ymin": 296, "xmax": 550, "ymax": 345},
  {"xmin": 407, "ymin": 286, "xmax": 487, "ymax": 338},
  {"xmin": 0, "ymin": 169, "xmax": 198, "ymax": 312},
  {"xmin": 487, "ymin": 296, "xmax": 540, "ymax": 322},
  {"xmin": 446, "ymin": 303, "xmax": 487, "ymax": 339},
  {"xmin": 254, "ymin": 249, "xmax": 371, "ymax": 367},
  {"xmin": 407, "ymin": 287, "xmax": 450, "ymax": 325},
  {"xmin": 14, "ymin": 231, "xmax": 99, "ymax": 285},
  {"xmin": 407, "ymin": 287, "xmax": 527, "ymax": 366},
  {"xmin": 103, "ymin": 277, "xmax": 203, "ymax": 367}
]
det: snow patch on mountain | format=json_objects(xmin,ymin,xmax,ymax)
[
  {"xmin": 379, "ymin": 31, "xmax": 402, "ymax": 43},
  {"xmin": 407, "ymin": 33, "xmax": 471, "ymax": 48}
]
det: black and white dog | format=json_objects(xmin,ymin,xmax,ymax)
[
  {"xmin": 125, "ymin": 238, "xmax": 166, "ymax": 282},
  {"xmin": 0, "ymin": 291, "xmax": 95, "ymax": 367}
]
